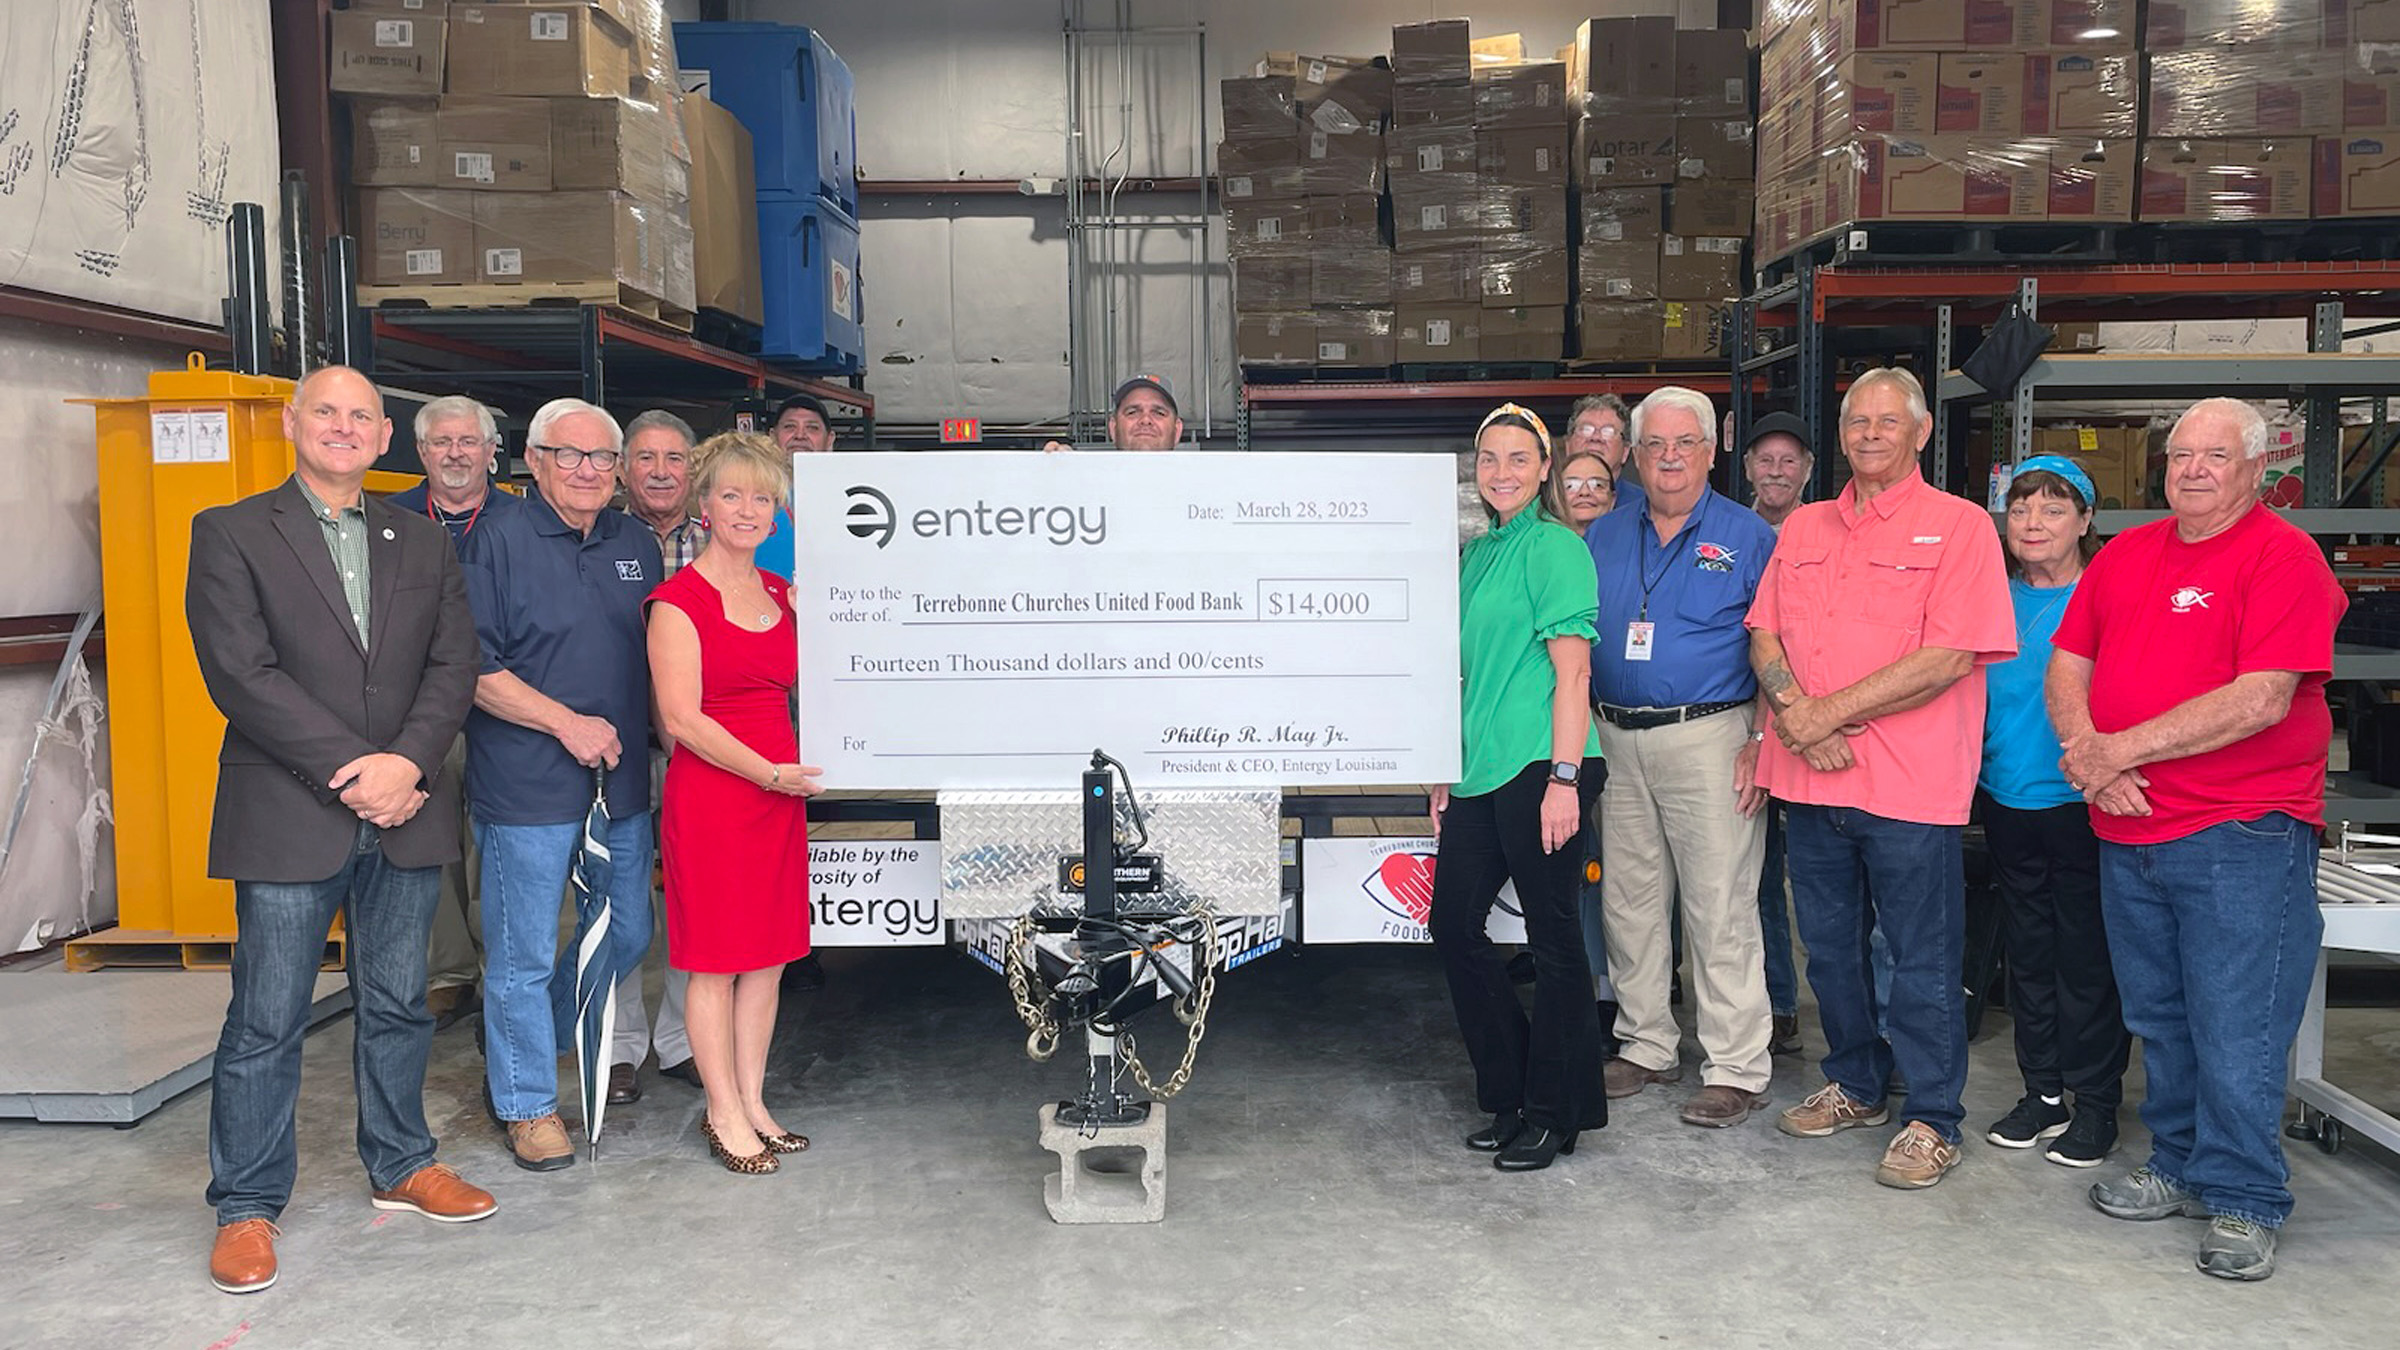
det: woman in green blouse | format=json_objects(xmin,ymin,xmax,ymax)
[{"xmin": 1429, "ymin": 403, "xmax": 1608, "ymax": 1173}]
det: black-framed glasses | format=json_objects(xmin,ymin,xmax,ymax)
[{"xmin": 532, "ymin": 443, "xmax": 621, "ymax": 471}]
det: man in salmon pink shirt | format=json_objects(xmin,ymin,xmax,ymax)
[
  {"xmin": 1744, "ymin": 367, "xmax": 2015, "ymax": 1191},
  {"xmin": 2048, "ymin": 397, "xmax": 2344, "ymax": 1283}
]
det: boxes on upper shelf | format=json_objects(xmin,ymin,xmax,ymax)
[
  {"xmin": 1676, "ymin": 29, "xmax": 1750, "ymax": 117},
  {"xmin": 1220, "ymin": 141, "xmax": 1304, "ymax": 202},
  {"xmin": 1764, "ymin": 0, "xmax": 2137, "ymax": 54},
  {"xmin": 1397, "ymin": 303, "xmax": 1482, "ymax": 362},
  {"xmin": 683, "ymin": 92, "xmax": 763, "ymax": 324},
  {"xmin": 1389, "ymin": 125, "xmax": 1477, "ymax": 185},
  {"xmin": 434, "ymin": 98, "xmax": 555, "ymax": 191},
  {"xmin": 1394, "ymin": 80, "xmax": 1474, "ymax": 127},
  {"xmin": 1298, "ymin": 129, "xmax": 1386, "ymax": 195},
  {"xmin": 1576, "ymin": 116, "xmax": 1679, "ymax": 187},
  {"xmin": 1678, "ymin": 118, "xmax": 1754, "ymax": 181},
  {"xmin": 1392, "ymin": 249, "xmax": 1481, "ymax": 304},
  {"xmin": 448, "ymin": 4, "xmax": 636, "ymax": 99},
  {"xmin": 1657, "ymin": 234, "xmax": 1743, "ymax": 298},
  {"xmin": 1237, "ymin": 311, "xmax": 1318, "ymax": 365},
  {"xmin": 2148, "ymin": 47, "xmax": 2343, "ymax": 139},
  {"xmin": 1473, "ymin": 63, "xmax": 1569, "ymax": 128},
  {"xmin": 2140, "ymin": 138, "xmax": 2314, "ymax": 221},
  {"xmin": 1481, "ymin": 128, "xmax": 1568, "ymax": 186},
  {"xmin": 1567, "ymin": 17, "xmax": 1675, "ymax": 115},
  {"xmin": 1226, "ymin": 200, "xmax": 1310, "ymax": 253},
  {"xmin": 1480, "ymin": 306, "xmax": 1568, "ymax": 361},
  {"xmin": 1314, "ymin": 309, "xmax": 1396, "ymax": 366},
  {"xmin": 1312, "ymin": 247, "xmax": 1393, "ymax": 307},
  {"xmin": 1235, "ymin": 255, "xmax": 1311, "ymax": 309},
  {"xmin": 1578, "ymin": 301, "xmax": 1665, "ymax": 360},
  {"xmin": 1937, "ymin": 50, "xmax": 2139, "ymax": 137},
  {"xmin": 1580, "ymin": 186, "xmax": 1665, "ymax": 301},
  {"xmin": 1392, "ymin": 20, "xmax": 1472, "ymax": 85},
  {"xmin": 2314, "ymin": 132, "xmax": 2400, "ymax": 217},
  {"xmin": 473, "ymin": 190, "xmax": 694, "ymax": 310},
  {"xmin": 2145, "ymin": 0, "xmax": 2342, "ymax": 51},
  {"xmin": 1661, "ymin": 299, "xmax": 1731, "ymax": 358},
  {"xmin": 1222, "ymin": 77, "xmax": 1300, "ymax": 142},
  {"xmin": 1668, "ymin": 182, "xmax": 1754, "ymax": 235},
  {"xmin": 357, "ymin": 188, "xmax": 476, "ymax": 284},
  {"xmin": 330, "ymin": 11, "xmax": 445, "ymax": 95}
]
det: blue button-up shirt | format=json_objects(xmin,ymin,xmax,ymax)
[
  {"xmin": 1612, "ymin": 475, "xmax": 1647, "ymax": 516},
  {"xmin": 1585, "ymin": 485, "xmax": 1776, "ymax": 708},
  {"xmin": 459, "ymin": 492, "xmax": 664, "ymax": 824}
]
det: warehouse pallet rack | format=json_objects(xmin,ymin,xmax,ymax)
[{"xmin": 1236, "ymin": 368, "xmax": 1744, "ymax": 452}]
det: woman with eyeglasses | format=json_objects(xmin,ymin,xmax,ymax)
[
  {"xmin": 1547, "ymin": 445, "xmax": 1622, "ymax": 1049},
  {"xmin": 1428, "ymin": 403, "xmax": 1608, "ymax": 1172},
  {"xmin": 1557, "ymin": 452, "xmax": 1618, "ymax": 531}
]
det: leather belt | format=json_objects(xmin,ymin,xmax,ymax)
[{"xmin": 1597, "ymin": 699, "xmax": 1747, "ymax": 731}]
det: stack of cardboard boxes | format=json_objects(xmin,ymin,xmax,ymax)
[
  {"xmin": 1568, "ymin": 18, "xmax": 1753, "ymax": 361},
  {"xmin": 333, "ymin": 0, "xmax": 744, "ymax": 324},
  {"xmin": 1753, "ymin": 0, "xmax": 2140, "ymax": 259},
  {"xmin": 1226, "ymin": 52, "xmax": 1394, "ymax": 366}
]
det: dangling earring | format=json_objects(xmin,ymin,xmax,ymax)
[
  {"xmin": 768, "ymin": 515, "xmax": 780, "ymax": 536},
  {"xmin": 699, "ymin": 514, "xmax": 712, "ymax": 530}
]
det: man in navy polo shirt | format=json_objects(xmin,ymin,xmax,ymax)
[
  {"xmin": 1586, "ymin": 386, "xmax": 1780, "ymax": 1129},
  {"xmin": 459, "ymin": 397, "xmax": 662, "ymax": 1173}
]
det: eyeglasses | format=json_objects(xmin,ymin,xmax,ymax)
[
  {"xmin": 532, "ymin": 444, "xmax": 621, "ymax": 471},
  {"xmin": 1637, "ymin": 436, "xmax": 1708, "ymax": 456},
  {"xmin": 423, "ymin": 436, "xmax": 488, "ymax": 452},
  {"xmin": 1569, "ymin": 424, "xmax": 1623, "ymax": 444},
  {"xmin": 1562, "ymin": 477, "xmax": 1612, "ymax": 492}
]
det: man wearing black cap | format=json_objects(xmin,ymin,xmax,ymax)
[
  {"xmin": 1042, "ymin": 375, "xmax": 1186, "ymax": 452},
  {"xmin": 770, "ymin": 394, "xmax": 834, "ymax": 456},
  {"xmin": 1744, "ymin": 412, "xmax": 1814, "ymax": 534}
]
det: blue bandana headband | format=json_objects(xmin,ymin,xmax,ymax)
[{"xmin": 2013, "ymin": 454, "xmax": 2097, "ymax": 510}]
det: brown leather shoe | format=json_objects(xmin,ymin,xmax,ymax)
[
  {"xmin": 1876, "ymin": 1120, "xmax": 1963, "ymax": 1189},
  {"xmin": 1680, "ymin": 1084, "xmax": 1768, "ymax": 1128},
  {"xmin": 210, "ymin": 1218, "xmax": 280, "ymax": 1294},
  {"xmin": 371, "ymin": 1163, "xmax": 498, "ymax": 1222},
  {"xmin": 1603, "ymin": 1056, "xmax": 1684, "ymax": 1099},
  {"xmin": 506, "ymin": 1113, "xmax": 577, "ymax": 1172},
  {"xmin": 1777, "ymin": 1081, "xmax": 1891, "ymax": 1138},
  {"xmin": 607, "ymin": 1062, "xmax": 641, "ymax": 1105}
]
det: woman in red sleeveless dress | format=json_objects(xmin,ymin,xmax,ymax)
[{"xmin": 645, "ymin": 432, "xmax": 820, "ymax": 1174}]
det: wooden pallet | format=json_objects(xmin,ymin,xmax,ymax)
[
  {"xmin": 64, "ymin": 927, "xmax": 347, "ymax": 973},
  {"xmin": 358, "ymin": 281, "xmax": 697, "ymax": 332}
]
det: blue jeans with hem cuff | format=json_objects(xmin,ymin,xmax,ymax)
[
  {"xmin": 1758, "ymin": 802, "xmax": 1797, "ymax": 1017},
  {"xmin": 477, "ymin": 813, "xmax": 654, "ymax": 1123},
  {"xmin": 207, "ymin": 821, "xmax": 442, "ymax": 1225},
  {"xmin": 1785, "ymin": 804, "xmax": 1968, "ymax": 1141},
  {"xmin": 2098, "ymin": 813, "xmax": 2320, "ymax": 1228}
]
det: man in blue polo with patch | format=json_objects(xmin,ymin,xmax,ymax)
[
  {"xmin": 458, "ymin": 397, "xmax": 661, "ymax": 1173},
  {"xmin": 1585, "ymin": 385, "xmax": 1781, "ymax": 1129}
]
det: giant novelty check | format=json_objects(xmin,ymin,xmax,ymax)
[{"xmin": 792, "ymin": 451, "xmax": 1462, "ymax": 790}]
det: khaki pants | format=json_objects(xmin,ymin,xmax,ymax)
[
  {"xmin": 1597, "ymin": 706, "xmax": 1772, "ymax": 1092},
  {"xmin": 425, "ymin": 734, "xmax": 482, "ymax": 991}
]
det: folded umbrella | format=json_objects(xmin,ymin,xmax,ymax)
[{"xmin": 567, "ymin": 765, "xmax": 618, "ymax": 1161}]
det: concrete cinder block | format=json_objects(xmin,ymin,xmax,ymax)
[{"xmin": 1038, "ymin": 1101, "xmax": 1166, "ymax": 1223}]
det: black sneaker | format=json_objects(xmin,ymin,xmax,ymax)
[
  {"xmin": 1985, "ymin": 1093, "xmax": 2071, "ymax": 1148},
  {"xmin": 2045, "ymin": 1109, "xmax": 2118, "ymax": 1168}
]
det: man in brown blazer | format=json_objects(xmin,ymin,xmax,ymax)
[{"xmin": 187, "ymin": 365, "xmax": 496, "ymax": 1295}]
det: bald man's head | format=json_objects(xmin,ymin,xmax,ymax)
[{"xmin": 284, "ymin": 365, "xmax": 391, "ymax": 487}]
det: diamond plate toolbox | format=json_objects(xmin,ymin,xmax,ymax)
[{"xmin": 938, "ymin": 790, "xmax": 1283, "ymax": 918}]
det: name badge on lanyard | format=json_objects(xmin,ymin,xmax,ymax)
[{"xmin": 1625, "ymin": 620, "xmax": 1655, "ymax": 662}]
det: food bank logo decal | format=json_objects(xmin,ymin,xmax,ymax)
[{"xmin": 1359, "ymin": 841, "xmax": 1522, "ymax": 930}]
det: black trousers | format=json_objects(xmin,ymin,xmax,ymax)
[
  {"xmin": 1431, "ymin": 760, "xmax": 1608, "ymax": 1132},
  {"xmin": 1981, "ymin": 794, "xmax": 2132, "ymax": 1111}
]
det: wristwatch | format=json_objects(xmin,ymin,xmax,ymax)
[{"xmin": 1548, "ymin": 760, "xmax": 1580, "ymax": 786}]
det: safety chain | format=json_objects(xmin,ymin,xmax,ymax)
[
  {"xmin": 1004, "ymin": 911, "xmax": 1060, "ymax": 1062},
  {"xmin": 1120, "ymin": 906, "xmax": 1221, "ymax": 1100}
]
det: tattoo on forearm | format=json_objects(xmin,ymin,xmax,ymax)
[{"xmin": 1759, "ymin": 660, "xmax": 1797, "ymax": 706}]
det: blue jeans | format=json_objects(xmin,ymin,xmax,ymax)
[
  {"xmin": 207, "ymin": 822, "xmax": 441, "ymax": 1224},
  {"xmin": 1785, "ymin": 804, "xmax": 1969, "ymax": 1141},
  {"xmin": 478, "ymin": 813, "xmax": 654, "ymax": 1122},
  {"xmin": 2099, "ymin": 814, "xmax": 2321, "ymax": 1228},
  {"xmin": 1758, "ymin": 802, "xmax": 1796, "ymax": 1017}
]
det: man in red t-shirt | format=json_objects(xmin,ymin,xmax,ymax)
[{"xmin": 2047, "ymin": 397, "xmax": 2344, "ymax": 1283}]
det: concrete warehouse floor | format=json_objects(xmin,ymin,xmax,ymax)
[{"xmin": 3, "ymin": 946, "xmax": 2398, "ymax": 1349}]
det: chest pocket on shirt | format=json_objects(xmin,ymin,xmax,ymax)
[
  {"xmin": 1863, "ymin": 542, "xmax": 1940, "ymax": 623},
  {"xmin": 1773, "ymin": 543, "xmax": 1831, "ymax": 615}
]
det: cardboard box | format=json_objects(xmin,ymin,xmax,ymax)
[
  {"xmin": 2315, "ymin": 132, "xmax": 2400, "ymax": 217},
  {"xmin": 2145, "ymin": 0, "xmax": 2339, "ymax": 50},
  {"xmin": 1313, "ymin": 309, "xmax": 1395, "ymax": 366},
  {"xmin": 1234, "ymin": 255, "xmax": 1311, "ymax": 308},
  {"xmin": 1486, "ymin": 186, "xmax": 1569, "ymax": 244},
  {"xmin": 329, "ymin": 12, "xmax": 445, "ymax": 96},
  {"xmin": 1304, "ymin": 194, "xmax": 1383, "ymax": 248},
  {"xmin": 552, "ymin": 95, "xmax": 690, "ymax": 204},
  {"xmin": 1800, "ymin": 0, "xmax": 2136, "ymax": 53},
  {"xmin": 1835, "ymin": 135, "xmax": 2048, "ymax": 220},
  {"xmin": 1392, "ymin": 20, "xmax": 1472, "ymax": 85},
  {"xmin": 471, "ymin": 190, "xmax": 685, "ymax": 298},
  {"xmin": 1823, "ymin": 53, "xmax": 1942, "ymax": 136},
  {"xmin": 1576, "ymin": 115, "xmax": 1679, "ymax": 186},
  {"xmin": 1937, "ymin": 51, "xmax": 2029, "ymax": 135},
  {"xmin": 351, "ymin": 0, "xmax": 449, "ymax": 10},
  {"xmin": 1660, "ymin": 298, "xmax": 1730, "ymax": 358},
  {"xmin": 2030, "ymin": 425, "xmax": 2145, "ymax": 509},
  {"xmin": 1220, "ymin": 140, "xmax": 1305, "ymax": 202},
  {"xmin": 1392, "ymin": 248, "xmax": 1482, "ymax": 304},
  {"xmin": 447, "ymin": 4, "xmax": 635, "ymax": 100},
  {"xmin": 1393, "ymin": 80, "xmax": 1475, "ymax": 127},
  {"xmin": 2149, "ymin": 48, "xmax": 2343, "ymax": 138},
  {"xmin": 1582, "ymin": 186, "xmax": 1664, "ymax": 243},
  {"xmin": 1656, "ymin": 234, "xmax": 1743, "ymax": 297},
  {"xmin": 1396, "ymin": 303, "xmax": 1483, "ymax": 362},
  {"xmin": 2346, "ymin": 44, "xmax": 2400, "ymax": 130},
  {"xmin": 1479, "ymin": 305, "xmax": 1568, "ymax": 361},
  {"xmin": 1756, "ymin": 101, "xmax": 1814, "ymax": 180},
  {"xmin": 1667, "ymin": 181, "xmax": 1755, "ymax": 235},
  {"xmin": 1677, "ymin": 117, "xmax": 1756, "ymax": 181},
  {"xmin": 1391, "ymin": 185, "xmax": 1484, "ymax": 251},
  {"xmin": 1676, "ymin": 29, "xmax": 1751, "ymax": 117},
  {"xmin": 2035, "ymin": 50, "xmax": 2141, "ymax": 137},
  {"xmin": 1579, "ymin": 240, "xmax": 1661, "ymax": 300},
  {"xmin": 1388, "ymin": 126, "xmax": 1477, "ymax": 184},
  {"xmin": 1302, "ymin": 64, "xmax": 1395, "ymax": 137},
  {"xmin": 433, "ymin": 97, "xmax": 554, "ymax": 191},
  {"xmin": 1577, "ymin": 301, "xmax": 1665, "ymax": 360},
  {"xmin": 2048, "ymin": 137, "xmax": 2135, "ymax": 220},
  {"xmin": 1222, "ymin": 77, "xmax": 1300, "ymax": 141},
  {"xmin": 356, "ymin": 188, "xmax": 475, "ymax": 284},
  {"xmin": 1473, "ymin": 63, "xmax": 1570, "ymax": 129},
  {"xmin": 1568, "ymin": 17, "xmax": 1676, "ymax": 115},
  {"xmin": 1312, "ymin": 247, "xmax": 1394, "ymax": 306},
  {"xmin": 2361, "ymin": 0, "xmax": 2400, "ymax": 45},
  {"xmin": 1480, "ymin": 128, "xmax": 1568, "ymax": 185},
  {"xmin": 1236, "ymin": 311, "xmax": 1318, "ymax": 365},
  {"xmin": 1298, "ymin": 129, "xmax": 1386, "ymax": 195},
  {"xmin": 350, "ymin": 98, "xmax": 440, "ymax": 187},
  {"xmin": 1471, "ymin": 34, "xmax": 1526, "ymax": 65},
  {"xmin": 1226, "ymin": 200, "xmax": 1310, "ymax": 253},
  {"xmin": 1480, "ymin": 245, "xmax": 1569, "ymax": 308},
  {"xmin": 2139, "ymin": 138, "xmax": 2314, "ymax": 221},
  {"xmin": 683, "ymin": 92, "xmax": 762, "ymax": 324}
]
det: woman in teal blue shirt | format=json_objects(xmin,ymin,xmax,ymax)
[
  {"xmin": 1429, "ymin": 404, "xmax": 1607, "ymax": 1173},
  {"xmin": 1977, "ymin": 456, "xmax": 2130, "ymax": 1168}
]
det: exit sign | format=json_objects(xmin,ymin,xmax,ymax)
[{"xmin": 940, "ymin": 418, "xmax": 981, "ymax": 444}]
